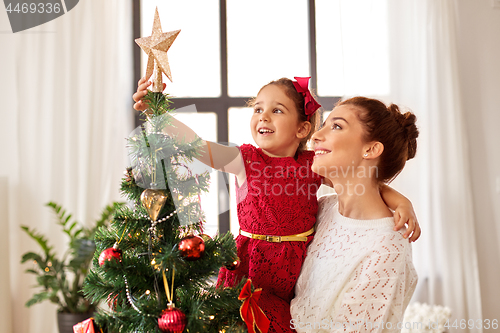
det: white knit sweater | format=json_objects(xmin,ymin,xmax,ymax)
[{"xmin": 290, "ymin": 194, "xmax": 417, "ymax": 333}]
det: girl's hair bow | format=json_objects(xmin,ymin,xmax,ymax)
[{"xmin": 292, "ymin": 77, "xmax": 321, "ymax": 120}]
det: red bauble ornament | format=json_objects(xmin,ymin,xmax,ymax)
[
  {"xmin": 98, "ymin": 243, "xmax": 122, "ymax": 267},
  {"xmin": 158, "ymin": 304, "xmax": 187, "ymax": 333},
  {"xmin": 178, "ymin": 235, "xmax": 205, "ymax": 261},
  {"xmin": 107, "ymin": 293, "xmax": 118, "ymax": 311},
  {"xmin": 225, "ymin": 258, "xmax": 240, "ymax": 271}
]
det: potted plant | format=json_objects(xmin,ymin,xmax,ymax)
[{"xmin": 20, "ymin": 201, "xmax": 124, "ymax": 333}]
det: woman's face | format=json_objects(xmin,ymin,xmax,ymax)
[{"xmin": 311, "ymin": 104, "xmax": 368, "ymax": 180}]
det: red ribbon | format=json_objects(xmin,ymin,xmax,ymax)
[
  {"xmin": 239, "ymin": 279, "xmax": 270, "ymax": 333},
  {"xmin": 292, "ymin": 77, "xmax": 321, "ymax": 120}
]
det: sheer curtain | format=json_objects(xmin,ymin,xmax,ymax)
[
  {"xmin": 319, "ymin": 0, "xmax": 482, "ymax": 331},
  {"xmin": 385, "ymin": 1, "xmax": 482, "ymax": 331},
  {"xmin": 0, "ymin": 1, "xmax": 134, "ymax": 333}
]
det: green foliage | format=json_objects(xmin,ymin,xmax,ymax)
[
  {"xmin": 141, "ymin": 90, "xmax": 173, "ymax": 117},
  {"xmin": 84, "ymin": 90, "xmax": 245, "ymax": 332},
  {"xmin": 20, "ymin": 202, "xmax": 124, "ymax": 314}
]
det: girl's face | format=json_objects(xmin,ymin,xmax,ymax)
[
  {"xmin": 311, "ymin": 105, "xmax": 368, "ymax": 181},
  {"xmin": 250, "ymin": 85, "xmax": 309, "ymax": 157}
]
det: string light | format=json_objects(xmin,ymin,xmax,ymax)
[{"xmin": 124, "ymin": 276, "xmax": 156, "ymax": 317}]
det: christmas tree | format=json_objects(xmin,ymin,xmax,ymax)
[{"xmin": 82, "ymin": 8, "xmax": 246, "ymax": 333}]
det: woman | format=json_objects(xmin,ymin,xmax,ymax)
[{"xmin": 290, "ymin": 97, "xmax": 419, "ymax": 332}]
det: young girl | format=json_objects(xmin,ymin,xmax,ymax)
[{"xmin": 133, "ymin": 76, "xmax": 420, "ymax": 333}]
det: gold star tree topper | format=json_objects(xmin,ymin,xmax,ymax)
[{"xmin": 135, "ymin": 7, "xmax": 180, "ymax": 91}]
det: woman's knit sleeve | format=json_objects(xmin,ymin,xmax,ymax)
[{"xmin": 330, "ymin": 238, "xmax": 418, "ymax": 332}]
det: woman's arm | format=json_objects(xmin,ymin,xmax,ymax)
[{"xmin": 380, "ymin": 184, "xmax": 421, "ymax": 242}]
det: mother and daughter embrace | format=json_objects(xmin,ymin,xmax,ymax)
[{"xmin": 133, "ymin": 76, "xmax": 420, "ymax": 332}]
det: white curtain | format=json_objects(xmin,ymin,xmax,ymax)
[
  {"xmin": 0, "ymin": 1, "xmax": 134, "ymax": 333},
  {"xmin": 385, "ymin": 1, "xmax": 482, "ymax": 331},
  {"xmin": 322, "ymin": 0, "xmax": 482, "ymax": 331}
]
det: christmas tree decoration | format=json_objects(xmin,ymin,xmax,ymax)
[
  {"xmin": 158, "ymin": 304, "xmax": 187, "ymax": 333},
  {"xmin": 73, "ymin": 317, "xmax": 99, "ymax": 333},
  {"xmin": 178, "ymin": 234, "xmax": 205, "ymax": 261},
  {"xmin": 107, "ymin": 293, "xmax": 118, "ymax": 312},
  {"xmin": 200, "ymin": 234, "xmax": 212, "ymax": 242},
  {"xmin": 239, "ymin": 280, "xmax": 270, "ymax": 333},
  {"xmin": 140, "ymin": 188, "xmax": 168, "ymax": 221},
  {"xmin": 157, "ymin": 269, "xmax": 187, "ymax": 333},
  {"xmin": 150, "ymin": 257, "xmax": 161, "ymax": 271},
  {"xmin": 124, "ymin": 167, "xmax": 134, "ymax": 182},
  {"xmin": 123, "ymin": 276, "xmax": 156, "ymax": 318},
  {"xmin": 225, "ymin": 258, "xmax": 240, "ymax": 271},
  {"xmin": 148, "ymin": 209, "xmax": 178, "ymax": 235},
  {"xmin": 135, "ymin": 7, "xmax": 180, "ymax": 85},
  {"xmin": 98, "ymin": 243, "xmax": 122, "ymax": 267}
]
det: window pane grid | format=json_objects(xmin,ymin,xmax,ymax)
[
  {"xmin": 226, "ymin": 0, "xmax": 310, "ymax": 97},
  {"xmin": 137, "ymin": 0, "xmax": 341, "ymax": 234},
  {"xmin": 141, "ymin": 0, "xmax": 221, "ymax": 97}
]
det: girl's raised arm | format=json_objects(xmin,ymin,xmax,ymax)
[
  {"xmin": 133, "ymin": 76, "xmax": 246, "ymax": 183},
  {"xmin": 170, "ymin": 117, "xmax": 244, "ymax": 179}
]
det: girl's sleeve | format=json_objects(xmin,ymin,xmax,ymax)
[
  {"xmin": 330, "ymin": 240, "xmax": 418, "ymax": 333},
  {"xmin": 238, "ymin": 144, "xmax": 253, "ymax": 159},
  {"xmin": 237, "ymin": 144, "xmax": 256, "ymax": 173}
]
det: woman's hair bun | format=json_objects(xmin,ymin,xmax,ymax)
[
  {"xmin": 388, "ymin": 104, "xmax": 419, "ymax": 160},
  {"xmin": 337, "ymin": 96, "xmax": 419, "ymax": 183}
]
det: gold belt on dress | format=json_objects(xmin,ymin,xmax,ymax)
[{"xmin": 239, "ymin": 227, "xmax": 315, "ymax": 243}]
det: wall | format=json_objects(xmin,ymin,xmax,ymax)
[
  {"xmin": 455, "ymin": 0, "xmax": 500, "ymax": 321},
  {"xmin": 0, "ymin": 178, "xmax": 12, "ymax": 333}
]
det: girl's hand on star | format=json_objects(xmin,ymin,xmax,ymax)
[{"xmin": 133, "ymin": 75, "xmax": 166, "ymax": 111}]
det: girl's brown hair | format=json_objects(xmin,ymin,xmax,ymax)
[
  {"xmin": 248, "ymin": 78, "xmax": 320, "ymax": 152},
  {"xmin": 337, "ymin": 97, "xmax": 419, "ymax": 183}
]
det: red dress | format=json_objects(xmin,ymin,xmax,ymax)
[{"xmin": 218, "ymin": 144, "xmax": 322, "ymax": 333}]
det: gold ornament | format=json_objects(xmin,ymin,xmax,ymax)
[
  {"xmin": 135, "ymin": 7, "xmax": 180, "ymax": 86},
  {"xmin": 140, "ymin": 189, "xmax": 168, "ymax": 221}
]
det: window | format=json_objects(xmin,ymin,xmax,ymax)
[
  {"xmin": 135, "ymin": 0, "xmax": 395, "ymax": 235},
  {"xmin": 140, "ymin": 0, "xmax": 221, "ymax": 97},
  {"xmin": 226, "ymin": 0, "xmax": 310, "ymax": 97},
  {"xmin": 315, "ymin": 0, "xmax": 390, "ymax": 97}
]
